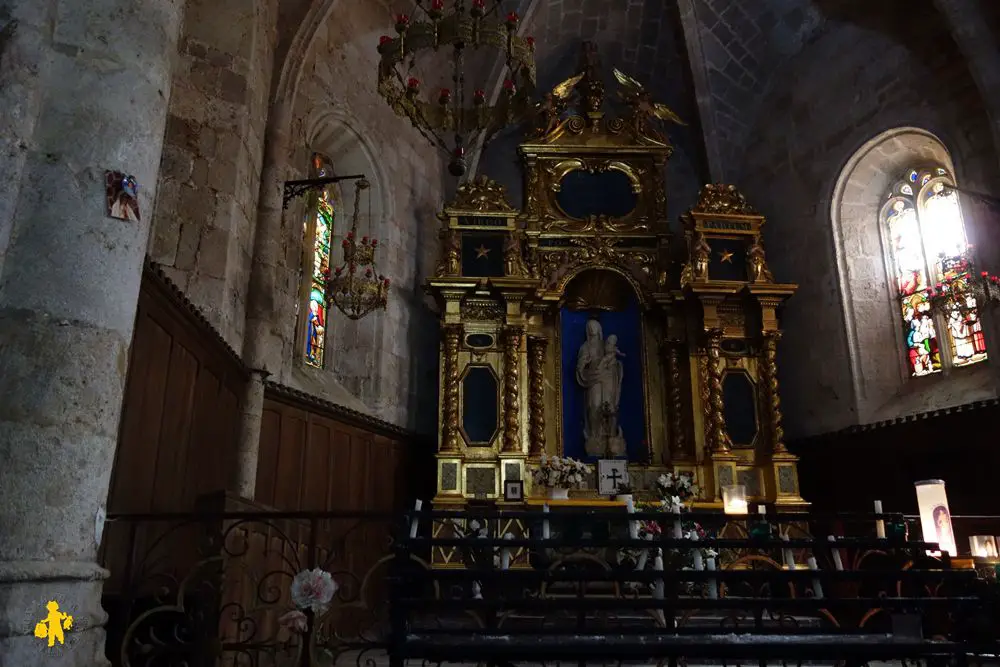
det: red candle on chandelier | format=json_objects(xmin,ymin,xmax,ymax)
[{"xmin": 473, "ymin": 89, "xmax": 486, "ymax": 105}]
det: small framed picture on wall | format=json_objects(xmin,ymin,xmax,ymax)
[{"xmin": 503, "ymin": 479, "xmax": 525, "ymax": 502}]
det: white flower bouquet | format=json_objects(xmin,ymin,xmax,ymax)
[
  {"xmin": 290, "ymin": 568, "xmax": 338, "ymax": 614},
  {"xmin": 654, "ymin": 471, "xmax": 701, "ymax": 508},
  {"xmin": 531, "ymin": 454, "xmax": 591, "ymax": 489}
]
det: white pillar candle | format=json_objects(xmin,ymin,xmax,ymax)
[
  {"xmin": 410, "ymin": 499, "xmax": 422, "ymax": 539},
  {"xmin": 636, "ymin": 534, "xmax": 653, "ymax": 571},
  {"xmin": 673, "ymin": 506, "xmax": 683, "ymax": 539},
  {"xmin": 472, "ymin": 580, "xmax": 483, "ymax": 599},
  {"xmin": 807, "ymin": 556, "xmax": 824, "ymax": 599},
  {"xmin": 827, "ymin": 535, "xmax": 844, "ymax": 571},
  {"xmin": 542, "ymin": 503, "xmax": 550, "ymax": 540},
  {"xmin": 626, "ymin": 497, "xmax": 639, "ymax": 539},
  {"xmin": 693, "ymin": 549, "xmax": 704, "ymax": 571},
  {"xmin": 706, "ymin": 557, "xmax": 719, "ymax": 599},
  {"xmin": 501, "ymin": 532, "xmax": 513, "ymax": 570},
  {"xmin": 781, "ymin": 534, "xmax": 796, "ymax": 569},
  {"xmin": 874, "ymin": 500, "xmax": 886, "ymax": 539},
  {"xmin": 653, "ymin": 553, "xmax": 665, "ymax": 599}
]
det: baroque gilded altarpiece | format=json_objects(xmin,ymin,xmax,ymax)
[{"xmin": 424, "ymin": 53, "xmax": 806, "ymax": 564}]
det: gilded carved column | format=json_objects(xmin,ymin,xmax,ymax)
[
  {"xmin": 661, "ymin": 338, "xmax": 686, "ymax": 461},
  {"xmin": 527, "ymin": 335, "xmax": 547, "ymax": 456},
  {"xmin": 705, "ymin": 329, "xmax": 730, "ymax": 453},
  {"xmin": 502, "ymin": 326, "xmax": 524, "ymax": 453},
  {"xmin": 440, "ymin": 325, "xmax": 462, "ymax": 453},
  {"xmin": 763, "ymin": 331, "xmax": 786, "ymax": 453}
]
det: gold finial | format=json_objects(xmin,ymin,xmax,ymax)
[{"xmin": 693, "ymin": 183, "xmax": 757, "ymax": 215}]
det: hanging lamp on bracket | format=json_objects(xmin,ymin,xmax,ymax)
[{"xmin": 326, "ymin": 178, "xmax": 390, "ymax": 320}]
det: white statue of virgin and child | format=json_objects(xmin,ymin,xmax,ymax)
[{"xmin": 576, "ymin": 319, "xmax": 627, "ymax": 457}]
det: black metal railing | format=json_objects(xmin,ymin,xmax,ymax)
[
  {"xmin": 99, "ymin": 503, "xmax": 1000, "ymax": 667},
  {"xmin": 391, "ymin": 507, "xmax": 1000, "ymax": 666}
]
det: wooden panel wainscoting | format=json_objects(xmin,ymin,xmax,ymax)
[
  {"xmin": 790, "ymin": 398, "xmax": 1000, "ymax": 548},
  {"xmin": 108, "ymin": 261, "xmax": 248, "ymax": 515}
]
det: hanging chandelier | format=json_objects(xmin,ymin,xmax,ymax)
[
  {"xmin": 326, "ymin": 178, "xmax": 389, "ymax": 320},
  {"xmin": 376, "ymin": 0, "xmax": 537, "ymax": 176},
  {"xmin": 924, "ymin": 248, "xmax": 1000, "ymax": 318}
]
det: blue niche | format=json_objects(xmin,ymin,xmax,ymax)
[
  {"xmin": 462, "ymin": 365, "xmax": 500, "ymax": 445},
  {"xmin": 722, "ymin": 371, "xmax": 758, "ymax": 447},
  {"xmin": 556, "ymin": 169, "xmax": 637, "ymax": 220},
  {"xmin": 560, "ymin": 287, "xmax": 647, "ymax": 463}
]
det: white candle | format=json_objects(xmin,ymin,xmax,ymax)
[
  {"xmin": 542, "ymin": 503, "xmax": 550, "ymax": 540},
  {"xmin": 625, "ymin": 497, "xmax": 635, "ymax": 513},
  {"xmin": 781, "ymin": 534, "xmax": 796, "ymax": 569},
  {"xmin": 827, "ymin": 535, "xmax": 844, "ymax": 571},
  {"xmin": 807, "ymin": 556, "xmax": 824, "ymax": 599},
  {"xmin": 626, "ymin": 497, "xmax": 639, "ymax": 540},
  {"xmin": 874, "ymin": 500, "xmax": 886, "ymax": 539},
  {"xmin": 673, "ymin": 506, "xmax": 683, "ymax": 539},
  {"xmin": 653, "ymin": 553, "xmax": 664, "ymax": 599},
  {"xmin": 757, "ymin": 505, "xmax": 766, "ymax": 515},
  {"xmin": 410, "ymin": 499, "xmax": 422, "ymax": 539},
  {"xmin": 501, "ymin": 532, "xmax": 513, "ymax": 570},
  {"xmin": 636, "ymin": 534, "xmax": 652, "ymax": 571},
  {"xmin": 706, "ymin": 557, "xmax": 718, "ymax": 599},
  {"xmin": 693, "ymin": 549, "xmax": 704, "ymax": 571},
  {"xmin": 472, "ymin": 580, "xmax": 483, "ymax": 599}
]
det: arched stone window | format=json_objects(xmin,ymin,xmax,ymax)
[
  {"xmin": 881, "ymin": 166, "xmax": 987, "ymax": 376},
  {"xmin": 299, "ymin": 153, "xmax": 339, "ymax": 368},
  {"xmin": 831, "ymin": 127, "xmax": 996, "ymax": 424}
]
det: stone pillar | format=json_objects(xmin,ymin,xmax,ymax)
[
  {"xmin": 235, "ymin": 99, "xmax": 293, "ymax": 499},
  {"xmin": 0, "ymin": 1, "xmax": 182, "ymax": 665},
  {"xmin": 762, "ymin": 331, "xmax": 787, "ymax": 454},
  {"xmin": 502, "ymin": 326, "xmax": 524, "ymax": 453},
  {"xmin": 440, "ymin": 324, "xmax": 462, "ymax": 453},
  {"xmin": 527, "ymin": 335, "xmax": 547, "ymax": 457}
]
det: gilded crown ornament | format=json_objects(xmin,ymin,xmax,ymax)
[
  {"xmin": 376, "ymin": 0, "xmax": 537, "ymax": 177},
  {"xmin": 326, "ymin": 179, "xmax": 389, "ymax": 320},
  {"xmin": 693, "ymin": 183, "xmax": 757, "ymax": 215}
]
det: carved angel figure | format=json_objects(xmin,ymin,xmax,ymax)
[
  {"xmin": 435, "ymin": 229, "xmax": 461, "ymax": 277},
  {"xmin": 612, "ymin": 68, "xmax": 686, "ymax": 142},
  {"xmin": 747, "ymin": 237, "xmax": 774, "ymax": 283},
  {"xmin": 529, "ymin": 72, "xmax": 584, "ymax": 140},
  {"xmin": 503, "ymin": 234, "xmax": 529, "ymax": 277},
  {"xmin": 692, "ymin": 232, "xmax": 711, "ymax": 281}
]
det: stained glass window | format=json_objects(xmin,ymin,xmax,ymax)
[
  {"xmin": 881, "ymin": 167, "xmax": 987, "ymax": 376},
  {"xmin": 304, "ymin": 155, "xmax": 334, "ymax": 368}
]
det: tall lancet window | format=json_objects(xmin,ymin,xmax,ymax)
[
  {"xmin": 882, "ymin": 166, "xmax": 987, "ymax": 377},
  {"xmin": 303, "ymin": 153, "xmax": 335, "ymax": 368}
]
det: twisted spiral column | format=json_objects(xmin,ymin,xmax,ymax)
[
  {"xmin": 502, "ymin": 326, "xmax": 524, "ymax": 453},
  {"xmin": 440, "ymin": 325, "xmax": 462, "ymax": 453},
  {"xmin": 763, "ymin": 331, "xmax": 786, "ymax": 453},
  {"xmin": 527, "ymin": 335, "xmax": 547, "ymax": 457},
  {"xmin": 705, "ymin": 329, "xmax": 730, "ymax": 453}
]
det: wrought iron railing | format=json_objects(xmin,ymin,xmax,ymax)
[
  {"xmin": 99, "ymin": 503, "xmax": 1000, "ymax": 667},
  {"xmin": 391, "ymin": 507, "xmax": 1000, "ymax": 666}
]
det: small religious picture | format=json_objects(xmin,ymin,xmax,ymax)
[
  {"xmin": 596, "ymin": 459, "xmax": 629, "ymax": 496},
  {"xmin": 105, "ymin": 170, "xmax": 141, "ymax": 221},
  {"xmin": 503, "ymin": 479, "xmax": 524, "ymax": 502}
]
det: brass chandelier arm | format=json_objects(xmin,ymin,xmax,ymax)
[{"xmin": 282, "ymin": 174, "xmax": 366, "ymax": 210}]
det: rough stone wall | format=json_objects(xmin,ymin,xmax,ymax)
[
  {"xmin": 147, "ymin": 0, "xmax": 279, "ymax": 349},
  {"xmin": 278, "ymin": 1, "xmax": 444, "ymax": 434},
  {"xmin": 736, "ymin": 10, "xmax": 1000, "ymax": 438}
]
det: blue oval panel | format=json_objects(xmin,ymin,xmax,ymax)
[
  {"xmin": 556, "ymin": 169, "xmax": 637, "ymax": 219},
  {"xmin": 462, "ymin": 366, "xmax": 499, "ymax": 445}
]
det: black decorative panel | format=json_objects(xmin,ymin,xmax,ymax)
[
  {"xmin": 778, "ymin": 466, "xmax": 797, "ymax": 494},
  {"xmin": 466, "ymin": 467, "xmax": 496, "ymax": 496},
  {"xmin": 722, "ymin": 371, "xmax": 758, "ymax": 447},
  {"xmin": 461, "ymin": 365, "xmax": 500, "ymax": 445},
  {"xmin": 441, "ymin": 463, "xmax": 458, "ymax": 491},
  {"xmin": 737, "ymin": 468, "xmax": 761, "ymax": 496},
  {"xmin": 707, "ymin": 238, "xmax": 747, "ymax": 282},
  {"xmin": 466, "ymin": 333, "xmax": 495, "ymax": 349},
  {"xmin": 556, "ymin": 169, "xmax": 637, "ymax": 219},
  {"xmin": 721, "ymin": 339, "xmax": 749, "ymax": 355},
  {"xmin": 717, "ymin": 466, "xmax": 735, "ymax": 488},
  {"xmin": 461, "ymin": 232, "xmax": 504, "ymax": 277},
  {"xmin": 504, "ymin": 462, "xmax": 520, "ymax": 481}
]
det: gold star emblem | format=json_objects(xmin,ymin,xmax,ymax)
[
  {"xmin": 475, "ymin": 244, "xmax": 491, "ymax": 259},
  {"xmin": 719, "ymin": 249, "xmax": 734, "ymax": 263}
]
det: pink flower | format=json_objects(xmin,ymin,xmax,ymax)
[
  {"xmin": 290, "ymin": 568, "xmax": 338, "ymax": 614},
  {"xmin": 278, "ymin": 610, "xmax": 308, "ymax": 634}
]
